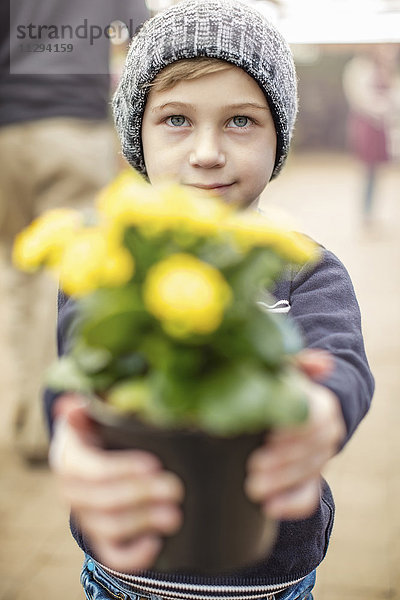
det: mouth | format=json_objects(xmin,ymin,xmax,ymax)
[{"xmin": 186, "ymin": 183, "xmax": 235, "ymax": 195}]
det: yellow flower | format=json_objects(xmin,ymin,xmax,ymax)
[
  {"xmin": 12, "ymin": 208, "xmax": 81, "ymax": 271},
  {"xmin": 99, "ymin": 172, "xmax": 316, "ymax": 265},
  {"xmin": 272, "ymin": 230, "xmax": 319, "ymax": 264},
  {"xmin": 223, "ymin": 210, "xmax": 319, "ymax": 264},
  {"xmin": 143, "ymin": 253, "xmax": 232, "ymax": 337},
  {"xmin": 97, "ymin": 169, "xmax": 147, "ymax": 211},
  {"xmin": 97, "ymin": 174, "xmax": 232, "ymax": 238},
  {"xmin": 58, "ymin": 226, "xmax": 134, "ymax": 296},
  {"xmin": 97, "ymin": 171, "xmax": 162, "ymax": 227},
  {"xmin": 155, "ymin": 182, "xmax": 232, "ymax": 236}
]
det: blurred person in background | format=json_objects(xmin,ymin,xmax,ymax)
[
  {"xmin": 0, "ymin": 0, "xmax": 149, "ymax": 463},
  {"xmin": 343, "ymin": 44, "xmax": 400, "ymax": 226}
]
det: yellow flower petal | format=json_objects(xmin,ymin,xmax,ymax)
[
  {"xmin": 12, "ymin": 208, "xmax": 81, "ymax": 271},
  {"xmin": 59, "ymin": 227, "xmax": 134, "ymax": 296},
  {"xmin": 223, "ymin": 210, "xmax": 319, "ymax": 264},
  {"xmin": 143, "ymin": 253, "xmax": 231, "ymax": 337},
  {"xmin": 103, "ymin": 248, "xmax": 135, "ymax": 287},
  {"xmin": 97, "ymin": 175, "xmax": 232, "ymax": 239}
]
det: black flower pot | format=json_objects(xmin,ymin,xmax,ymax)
[{"xmin": 89, "ymin": 397, "xmax": 277, "ymax": 574}]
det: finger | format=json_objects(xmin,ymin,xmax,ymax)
[
  {"xmin": 262, "ymin": 478, "xmax": 321, "ymax": 520},
  {"xmin": 295, "ymin": 349, "xmax": 334, "ymax": 381},
  {"xmin": 53, "ymin": 394, "xmax": 95, "ymax": 436},
  {"xmin": 264, "ymin": 385, "xmax": 344, "ymax": 448},
  {"xmin": 51, "ymin": 395, "xmax": 101, "ymax": 457},
  {"xmin": 60, "ymin": 471, "xmax": 185, "ymax": 512},
  {"xmin": 245, "ymin": 446, "xmax": 328, "ymax": 503},
  {"xmin": 79, "ymin": 502, "xmax": 182, "ymax": 543},
  {"xmin": 245, "ymin": 432, "xmax": 332, "ymax": 501},
  {"xmin": 51, "ymin": 419, "xmax": 162, "ymax": 480},
  {"xmin": 91, "ymin": 534, "xmax": 163, "ymax": 572},
  {"xmin": 248, "ymin": 429, "xmax": 327, "ymax": 474}
]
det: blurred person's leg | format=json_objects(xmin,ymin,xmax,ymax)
[
  {"xmin": 363, "ymin": 164, "xmax": 376, "ymax": 224},
  {"xmin": 0, "ymin": 118, "xmax": 118, "ymax": 462},
  {"xmin": 4, "ymin": 267, "xmax": 58, "ymax": 462}
]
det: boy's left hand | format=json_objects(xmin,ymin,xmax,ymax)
[{"xmin": 245, "ymin": 350, "xmax": 346, "ymax": 520}]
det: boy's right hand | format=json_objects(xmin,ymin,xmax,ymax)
[{"xmin": 50, "ymin": 394, "xmax": 184, "ymax": 572}]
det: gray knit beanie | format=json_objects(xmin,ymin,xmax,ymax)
[{"xmin": 112, "ymin": 0, "xmax": 298, "ymax": 179}]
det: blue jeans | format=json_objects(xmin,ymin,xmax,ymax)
[{"xmin": 80, "ymin": 556, "xmax": 316, "ymax": 600}]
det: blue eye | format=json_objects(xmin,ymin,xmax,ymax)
[
  {"xmin": 167, "ymin": 115, "xmax": 188, "ymax": 127},
  {"xmin": 231, "ymin": 116, "xmax": 250, "ymax": 128}
]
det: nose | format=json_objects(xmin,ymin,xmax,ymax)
[{"xmin": 189, "ymin": 128, "xmax": 226, "ymax": 168}]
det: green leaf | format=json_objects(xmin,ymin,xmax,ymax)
[
  {"xmin": 211, "ymin": 307, "xmax": 295, "ymax": 368},
  {"xmin": 45, "ymin": 356, "xmax": 93, "ymax": 394},
  {"xmin": 198, "ymin": 238, "xmax": 245, "ymax": 270},
  {"xmin": 107, "ymin": 378, "xmax": 152, "ymax": 414},
  {"xmin": 272, "ymin": 313, "xmax": 304, "ymax": 356},
  {"xmin": 79, "ymin": 285, "xmax": 149, "ymax": 354},
  {"xmin": 84, "ymin": 312, "xmax": 139, "ymax": 353},
  {"xmin": 124, "ymin": 228, "xmax": 164, "ymax": 281},
  {"xmin": 243, "ymin": 308, "xmax": 285, "ymax": 367},
  {"xmin": 149, "ymin": 370, "xmax": 198, "ymax": 425},
  {"xmin": 90, "ymin": 372, "xmax": 116, "ymax": 391},
  {"xmin": 264, "ymin": 368, "xmax": 309, "ymax": 426},
  {"xmin": 210, "ymin": 321, "xmax": 258, "ymax": 363},
  {"xmin": 112, "ymin": 353, "xmax": 148, "ymax": 378},
  {"xmin": 164, "ymin": 346, "xmax": 205, "ymax": 378},
  {"xmin": 256, "ymin": 291, "xmax": 304, "ymax": 355},
  {"xmin": 226, "ymin": 248, "xmax": 283, "ymax": 309},
  {"xmin": 139, "ymin": 334, "xmax": 173, "ymax": 372},
  {"xmin": 196, "ymin": 363, "xmax": 276, "ymax": 435},
  {"xmin": 73, "ymin": 342, "xmax": 112, "ymax": 373},
  {"xmin": 196, "ymin": 363, "xmax": 309, "ymax": 435}
]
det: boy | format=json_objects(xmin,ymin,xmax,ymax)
[{"xmin": 47, "ymin": 1, "xmax": 374, "ymax": 599}]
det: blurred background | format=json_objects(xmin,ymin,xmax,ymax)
[{"xmin": 0, "ymin": 1, "xmax": 399, "ymax": 599}]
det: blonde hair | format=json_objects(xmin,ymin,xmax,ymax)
[{"xmin": 149, "ymin": 57, "xmax": 235, "ymax": 92}]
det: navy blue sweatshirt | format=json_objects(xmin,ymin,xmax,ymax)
[{"xmin": 44, "ymin": 247, "xmax": 374, "ymax": 596}]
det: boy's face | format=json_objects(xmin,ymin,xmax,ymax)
[{"xmin": 141, "ymin": 65, "xmax": 277, "ymax": 208}]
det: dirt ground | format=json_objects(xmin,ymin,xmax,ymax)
[{"xmin": 0, "ymin": 152, "xmax": 399, "ymax": 599}]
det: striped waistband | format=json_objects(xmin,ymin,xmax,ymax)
[{"xmin": 97, "ymin": 562, "xmax": 304, "ymax": 600}]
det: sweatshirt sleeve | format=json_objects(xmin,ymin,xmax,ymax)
[
  {"xmin": 287, "ymin": 248, "xmax": 374, "ymax": 447},
  {"xmin": 43, "ymin": 291, "xmax": 78, "ymax": 437}
]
